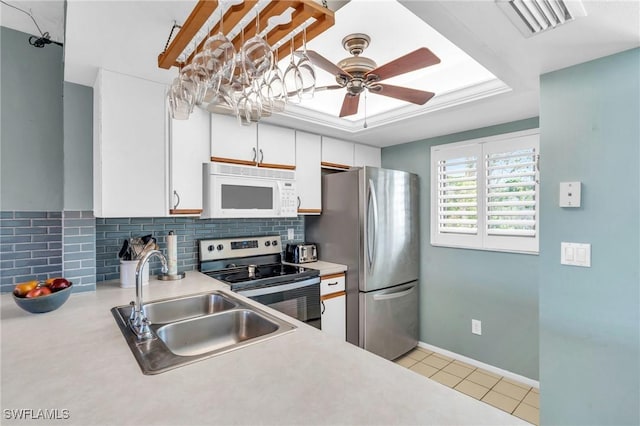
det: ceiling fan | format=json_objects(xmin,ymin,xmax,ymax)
[{"xmin": 305, "ymin": 33, "xmax": 441, "ymax": 118}]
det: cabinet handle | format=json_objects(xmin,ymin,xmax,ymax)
[
  {"xmin": 297, "ymin": 196, "xmax": 301, "ymax": 209},
  {"xmin": 327, "ymin": 281, "xmax": 338, "ymax": 286},
  {"xmin": 173, "ymin": 190, "xmax": 180, "ymax": 210},
  {"xmin": 321, "ymin": 300, "xmax": 325, "ymax": 315},
  {"xmin": 252, "ymin": 147, "xmax": 257, "ymax": 163},
  {"xmin": 259, "ymin": 149, "xmax": 264, "ymax": 164}
]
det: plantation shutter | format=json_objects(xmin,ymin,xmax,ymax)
[
  {"xmin": 483, "ymin": 134, "xmax": 540, "ymax": 253},
  {"xmin": 431, "ymin": 129, "xmax": 540, "ymax": 254},
  {"xmin": 437, "ymin": 156, "xmax": 478, "ymax": 234}
]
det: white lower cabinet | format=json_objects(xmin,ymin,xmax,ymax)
[
  {"xmin": 320, "ymin": 273, "xmax": 346, "ymax": 341},
  {"xmin": 169, "ymin": 106, "xmax": 211, "ymax": 214},
  {"xmin": 295, "ymin": 131, "xmax": 321, "ymax": 214}
]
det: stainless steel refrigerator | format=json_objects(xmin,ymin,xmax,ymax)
[{"xmin": 306, "ymin": 166, "xmax": 419, "ymax": 360}]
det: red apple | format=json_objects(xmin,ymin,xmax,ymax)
[
  {"xmin": 25, "ymin": 286, "xmax": 52, "ymax": 298},
  {"xmin": 49, "ymin": 278, "xmax": 70, "ymax": 292}
]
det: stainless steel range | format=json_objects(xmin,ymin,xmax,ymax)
[{"xmin": 199, "ymin": 236, "xmax": 321, "ymax": 329}]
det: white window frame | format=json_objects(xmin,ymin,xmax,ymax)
[{"xmin": 430, "ymin": 129, "xmax": 540, "ymax": 255}]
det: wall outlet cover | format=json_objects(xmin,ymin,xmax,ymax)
[
  {"xmin": 559, "ymin": 181, "xmax": 582, "ymax": 207},
  {"xmin": 472, "ymin": 319, "xmax": 482, "ymax": 335},
  {"xmin": 287, "ymin": 228, "xmax": 294, "ymax": 240}
]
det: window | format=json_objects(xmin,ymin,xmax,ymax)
[{"xmin": 431, "ymin": 129, "xmax": 540, "ymax": 254}]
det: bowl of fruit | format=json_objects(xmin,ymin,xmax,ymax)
[{"xmin": 12, "ymin": 278, "xmax": 73, "ymax": 314}]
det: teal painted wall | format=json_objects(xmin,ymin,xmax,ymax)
[
  {"xmin": 539, "ymin": 48, "xmax": 639, "ymax": 425},
  {"xmin": 0, "ymin": 27, "xmax": 64, "ymax": 210},
  {"xmin": 382, "ymin": 117, "xmax": 540, "ymax": 380},
  {"xmin": 63, "ymin": 82, "xmax": 93, "ymax": 211}
]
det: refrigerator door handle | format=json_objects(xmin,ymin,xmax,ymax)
[
  {"xmin": 367, "ymin": 178, "xmax": 378, "ymax": 270},
  {"xmin": 372, "ymin": 286, "xmax": 415, "ymax": 301}
]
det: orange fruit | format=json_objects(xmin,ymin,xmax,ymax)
[{"xmin": 14, "ymin": 280, "xmax": 39, "ymax": 297}]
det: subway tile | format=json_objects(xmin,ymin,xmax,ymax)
[
  {"xmin": 65, "ymin": 268, "xmax": 96, "ymax": 278},
  {"xmin": 14, "ymin": 242, "xmax": 48, "ymax": 251},
  {"xmin": 64, "ymin": 235, "xmax": 94, "ymax": 244},
  {"xmin": 0, "ymin": 260, "xmax": 15, "ymax": 269},
  {"xmin": 64, "ymin": 261, "xmax": 82, "ymax": 270},
  {"xmin": 81, "ymin": 211, "xmax": 95, "ymax": 219},
  {"xmin": 81, "ymin": 243, "xmax": 95, "ymax": 251},
  {"xmin": 48, "ymin": 212, "xmax": 62, "ymax": 218},
  {"xmin": 31, "ymin": 249, "xmax": 62, "ymax": 259},
  {"xmin": 3, "ymin": 252, "xmax": 31, "ymax": 260},
  {"xmin": 32, "ymin": 234, "xmax": 63, "ymax": 242},
  {"xmin": 104, "ymin": 218, "xmax": 131, "ymax": 224},
  {"xmin": 64, "ymin": 228, "xmax": 80, "ymax": 236},
  {"xmin": 31, "ymin": 219, "xmax": 62, "ymax": 227},
  {"xmin": 48, "ymin": 257, "xmax": 62, "ymax": 265},
  {"xmin": 14, "ymin": 227, "xmax": 49, "ymax": 235},
  {"xmin": 65, "ymin": 251, "xmax": 94, "ymax": 261},
  {"xmin": 81, "ymin": 259, "xmax": 96, "ymax": 268},
  {"xmin": 0, "ymin": 228, "xmax": 14, "ymax": 236},
  {"xmin": 0, "ymin": 212, "xmax": 14, "ymax": 219},
  {"xmin": 0, "ymin": 220, "xmax": 31, "ymax": 227},
  {"xmin": 33, "ymin": 265, "xmax": 62, "ymax": 274},
  {"xmin": 63, "ymin": 211, "xmax": 82, "ymax": 218},
  {"xmin": 48, "ymin": 227, "xmax": 63, "ymax": 234},
  {"xmin": 118, "ymin": 225, "xmax": 144, "ymax": 231},
  {"xmin": 14, "ymin": 212, "xmax": 47, "ymax": 218},
  {"xmin": 48, "ymin": 242, "xmax": 62, "ymax": 250},
  {"xmin": 63, "ymin": 244, "xmax": 82, "ymax": 253},
  {"xmin": 1, "ymin": 267, "xmax": 32, "ymax": 277},
  {"xmin": 0, "ymin": 236, "xmax": 31, "ymax": 244}
]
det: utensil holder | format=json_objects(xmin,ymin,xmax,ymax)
[{"xmin": 120, "ymin": 260, "xmax": 149, "ymax": 289}]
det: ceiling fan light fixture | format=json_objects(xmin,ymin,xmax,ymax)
[{"xmin": 496, "ymin": 0, "xmax": 587, "ymax": 37}]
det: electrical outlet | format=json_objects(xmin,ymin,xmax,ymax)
[
  {"xmin": 472, "ymin": 319, "xmax": 482, "ymax": 335},
  {"xmin": 287, "ymin": 228, "xmax": 294, "ymax": 240}
]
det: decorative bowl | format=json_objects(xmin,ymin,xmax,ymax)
[{"xmin": 12, "ymin": 284, "xmax": 73, "ymax": 314}]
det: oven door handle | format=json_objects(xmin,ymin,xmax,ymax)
[{"xmin": 236, "ymin": 278, "xmax": 319, "ymax": 298}]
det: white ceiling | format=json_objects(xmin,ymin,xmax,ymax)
[{"xmin": 2, "ymin": 1, "xmax": 639, "ymax": 147}]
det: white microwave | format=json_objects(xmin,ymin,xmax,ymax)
[{"xmin": 202, "ymin": 163, "xmax": 298, "ymax": 219}]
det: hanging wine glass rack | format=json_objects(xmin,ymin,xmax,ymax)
[{"xmin": 157, "ymin": 0, "xmax": 335, "ymax": 70}]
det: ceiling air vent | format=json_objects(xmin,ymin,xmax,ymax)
[{"xmin": 496, "ymin": 0, "xmax": 587, "ymax": 37}]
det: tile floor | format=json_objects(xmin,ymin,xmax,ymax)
[{"xmin": 394, "ymin": 347, "xmax": 539, "ymax": 425}]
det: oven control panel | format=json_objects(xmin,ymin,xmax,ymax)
[{"xmin": 199, "ymin": 235, "xmax": 282, "ymax": 261}]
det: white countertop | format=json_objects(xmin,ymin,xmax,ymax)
[
  {"xmin": 1, "ymin": 272, "xmax": 526, "ymax": 425},
  {"xmin": 283, "ymin": 260, "xmax": 348, "ymax": 276}
]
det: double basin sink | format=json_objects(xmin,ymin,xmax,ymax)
[{"xmin": 111, "ymin": 291, "xmax": 296, "ymax": 374}]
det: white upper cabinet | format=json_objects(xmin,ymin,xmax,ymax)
[
  {"xmin": 354, "ymin": 144, "xmax": 381, "ymax": 168},
  {"xmin": 295, "ymin": 131, "xmax": 322, "ymax": 214},
  {"xmin": 210, "ymin": 113, "xmax": 258, "ymax": 165},
  {"xmin": 169, "ymin": 106, "xmax": 211, "ymax": 214},
  {"xmin": 257, "ymin": 123, "xmax": 296, "ymax": 169},
  {"xmin": 321, "ymin": 137, "xmax": 354, "ymax": 170},
  {"xmin": 93, "ymin": 69, "xmax": 167, "ymax": 217},
  {"xmin": 210, "ymin": 115, "xmax": 295, "ymax": 170}
]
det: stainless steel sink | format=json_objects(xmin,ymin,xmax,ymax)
[
  {"xmin": 111, "ymin": 290, "xmax": 295, "ymax": 375},
  {"xmin": 156, "ymin": 309, "xmax": 279, "ymax": 357},
  {"xmin": 142, "ymin": 292, "xmax": 237, "ymax": 324}
]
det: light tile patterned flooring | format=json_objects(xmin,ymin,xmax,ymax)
[{"xmin": 395, "ymin": 347, "xmax": 539, "ymax": 425}]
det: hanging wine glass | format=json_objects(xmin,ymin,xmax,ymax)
[
  {"xmin": 241, "ymin": 11, "xmax": 273, "ymax": 84},
  {"xmin": 203, "ymin": 7, "xmax": 236, "ymax": 91},
  {"xmin": 297, "ymin": 26, "xmax": 316, "ymax": 100},
  {"xmin": 283, "ymin": 36, "xmax": 303, "ymax": 104},
  {"xmin": 168, "ymin": 75, "xmax": 193, "ymax": 120}
]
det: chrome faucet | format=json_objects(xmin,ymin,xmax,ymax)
[{"xmin": 129, "ymin": 249, "xmax": 168, "ymax": 340}]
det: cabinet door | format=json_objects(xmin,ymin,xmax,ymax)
[
  {"xmin": 295, "ymin": 131, "xmax": 321, "ymax": 214},
  {"xmin": 210, "ymin": 113, "xmax": 257, "ymax": 165},
  {"xmin": 257, "ymin": 123, "xmax": 296, "ymax": 169},
  {"xmin": 354, "ymin": 144, "xmax": 381, "ymax": 168},
  {"xmin": 169, "ymin": 106, "xmax": 210, "ymax": 214},
  {"xmin": 321, "ymin": 137, "xmax": 354, "ymax": 170},
  {"xmin": 321, "ymin": 293, "xmax": 346, "ymax": 341},
  {"xmin": 93, "ymin": 69, "xmax": 167, "ymax": 217}
]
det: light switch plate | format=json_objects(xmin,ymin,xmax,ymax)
[
  {"xmin": 561, "ymin": 242, "xmax": 591, "ymax": 267},
  {"xmin": 287, "ymin": 228, "xmax": 294, "ymax": 240},
  {"xmin": 560, "ymin": 182, "xmax": 581, "ymax": 207}
]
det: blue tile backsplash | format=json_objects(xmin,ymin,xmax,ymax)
[
  {"xmin": 0, "ymin": 212, "xmax": 305, "ymax": 292},
  {"xmin": 0, "ymin": 211, "xmax": 63, "ymax": 292},
  {"xmin": 95, "ymin": 217, "xmax": 305, "ymax": 281}
]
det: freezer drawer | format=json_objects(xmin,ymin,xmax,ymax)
[{"xmin": 359, "ymin": 281, "xmax": 418, "ymax": 360}]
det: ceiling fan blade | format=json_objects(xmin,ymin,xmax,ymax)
[
  {"xmin": 339, "ymin": 93, "xmax": 360, "ymax": 117},
  {"xmin": 370, "ymin": 84, "xmax": 435, "ymax": 105},
  {"xmin": 305, "ymin": 50, "xmax": 352, "ymax": 78},
  {"xmin": 315, "ymin": 85, "xmax": 344, "ymax": 92},
  {"xmin": 366, "ymin": 48, "xmax": 440, "ymax": 81}
]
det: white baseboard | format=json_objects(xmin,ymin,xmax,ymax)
[{"xmin": 418, "ymin": 341, "xmax": 540, "ymax": 389}]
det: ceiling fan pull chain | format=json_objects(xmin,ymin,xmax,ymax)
[{"xmin": 363, "ymin": 90, "xmax": 368, "ymax": 129}]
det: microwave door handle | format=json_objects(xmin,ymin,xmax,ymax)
[{"xmin": 367, "ymin": 178, "xmax": 378, "ymax": 270}]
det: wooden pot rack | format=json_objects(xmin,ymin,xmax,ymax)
[{"xmin": 158, "ymin": 0, "xmax": 335, "ymax": 70}]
